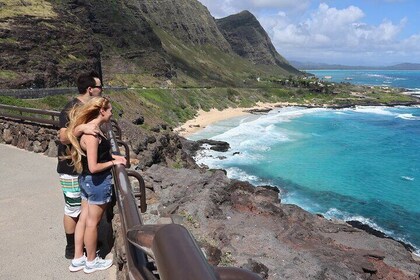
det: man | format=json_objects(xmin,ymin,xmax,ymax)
[{"xmin": 57, "ymin": 71, "xmax": 102, "ymax": 259}]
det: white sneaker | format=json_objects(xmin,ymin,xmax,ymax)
[
  {"xmin": 69, "ymin": 255, "xmax": 86, "ymax": 272},
  {"xmin": 83, "ymin": 257, "xmax": 113, "ymax": 274}
]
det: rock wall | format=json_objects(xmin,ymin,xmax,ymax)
[{"xmin": 0, "ymin": 119, "xmax": 58, "ymax": 157}]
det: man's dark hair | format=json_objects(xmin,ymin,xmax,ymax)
[{"xmin": 77, "ymin": 71, "xmax": 101, "ymax": 94}]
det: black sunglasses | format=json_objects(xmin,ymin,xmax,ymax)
[{"xmin": 91, "ymin": 85, "xmax": 103, "ymax": 89}]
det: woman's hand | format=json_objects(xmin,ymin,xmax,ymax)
[{"xmin": 112, "ymin": 155, "xmax": 127, "ymax": 167}]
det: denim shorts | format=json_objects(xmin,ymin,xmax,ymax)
[{"xmin": 79, "ymin": 172, "xmax": 113, "ymax": 205}]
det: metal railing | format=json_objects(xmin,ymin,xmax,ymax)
[
  {"xmin": 1, "ymin": 105, "xmax": 262, "ymax": 280},
  {"xmin": 106, "ymin": 122, "xmax": 262, "ymax": 280},
  {"xmin": 0, "ymin": 104, "xmax": 60, "ymax": 126}
]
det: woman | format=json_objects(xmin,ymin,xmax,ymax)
[{"xmin": 66, "ymin": 97, "xmax": 126, "ymax": 273}]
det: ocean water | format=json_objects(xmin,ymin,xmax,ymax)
[
  {"xmin": 307, "ymin": 69, "xmax": 420, "ymax": 91},
  {"xmin": 189, "ymin": 106, "xmax": 420, "ymax": 255}
]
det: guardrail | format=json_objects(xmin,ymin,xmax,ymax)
[
  {"xmin": 0, "ymin": 104, "xmax": 60, "ymax": 126},
  {"xmin": 1, "ymin": 104, "xmax": 262, "ymax": 280}
]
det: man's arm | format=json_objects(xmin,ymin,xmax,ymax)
[{"xmin": 59, "ymin": 123, "xmax": 100, "ymax": 145}]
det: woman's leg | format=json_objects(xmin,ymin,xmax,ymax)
[
  {"xmin": 84, "ymin": 203, "xmax": 107, "ymax": 261},
  {"xmin": 73, "ymin": 199, "xmax": 88, "ymax": 259}
]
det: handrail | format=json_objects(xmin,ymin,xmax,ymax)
[
  {"xmin": 104, "ymin": 121, "xmax": 262, "ymax": 280},
  {"xmin": 127, "ymin": 170, "xmax": 147, "ymax": 213},
  {"xmin": 0, "ymin": 104, "xmax": 60, "ymax": 127}
]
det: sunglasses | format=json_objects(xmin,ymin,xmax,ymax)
[{"xmin": 91, "ymin": 85, "xmax": 103, "ymax": 89}]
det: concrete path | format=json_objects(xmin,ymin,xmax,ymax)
[{"xmin": 0, "ymin": 144, "xmax": 116, "ymax": 280}]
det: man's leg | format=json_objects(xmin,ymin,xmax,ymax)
[{"xmin": 59, "ymin": 174, "xmax": 81, "ymax": 259}]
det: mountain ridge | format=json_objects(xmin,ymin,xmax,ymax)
[
  {"xmin": 216, "ymin": 10, "xmax": 300, "ymax": 75},
  {"xmin": 0, "ymin": 0, "xmax": 301, "ymax": 89}
]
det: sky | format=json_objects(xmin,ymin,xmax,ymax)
[{"xmin": 197, "ymin": 0, "xmax": 420, "ymax": 66}]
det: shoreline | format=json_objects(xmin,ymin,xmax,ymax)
[
  {"xmin": 174, "ymin": 102, "xmax": 300, "ymax": 137},
  {"xmin": 174, "ymin": 100, "xmax": 420, "ymax": 138}
]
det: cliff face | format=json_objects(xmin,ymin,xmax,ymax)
[
  {"xmin": 0, "ymin": 1, "xmax": 101, "ymax": 88},
  {"xmin": 60, "ymin": 0, "xmax": 174, "ymax": 83},
  {"xmin": 136, "ymin": 0, "xmax": 232, "ymax": 52},
  {"xmin": 0, "ymin": 0, "xmax": 301, "ymax": 89},
  {"xmin": 217, "ymin": 10, "xmax": 301, "ymax": 75}
]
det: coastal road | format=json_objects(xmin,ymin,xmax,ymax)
[{"xmin": 0, "ymin": 144, "xmax": 116, "ymax": 280}]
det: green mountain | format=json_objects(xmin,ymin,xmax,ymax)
[
  {"xmin": 0, "ymin": 0, "xmax": 301, "ymax": 89},
  {"xmin": 216, "ymin": 11, "xmax": 301, "ymax": 76}
]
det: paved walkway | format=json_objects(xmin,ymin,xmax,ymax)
[{"xmin": 0, "ymin": 144, "xmax": 116, "ymax": 280}]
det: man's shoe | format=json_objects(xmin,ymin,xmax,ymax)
[
  {"xmin": 83, "ymin": 257, "xmax": 113, "ymax": 274},
  {"xmin": 68, "ymin": 255, "xmax": 86, "ymax": 272},
  {"xmin": 65, "ymin": 245, "xmax": 75, "ymax": 259}
]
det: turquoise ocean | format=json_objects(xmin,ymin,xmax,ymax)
[
  {"xmin": 308, "ymin": 69, "xmax": 420, "ymax": 91},
  {"xmin": 188, "ymin": 70, "xmax": 420, "ymax": 255}
]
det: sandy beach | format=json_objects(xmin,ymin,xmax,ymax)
[{"xmin": 174, "ymin": 102, "xmax": 299, "ymax": 137}]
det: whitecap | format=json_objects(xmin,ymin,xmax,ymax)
[
  {"xmin": 401, "ymin": 176, "xmax": 415, "ymax": 181},
  {"xmin": 353, "ymin": 106, "xmax": 396, "ymax": 116},
  {"xmin": 323, "ymin": 208, "xmax": 395, "ymax": 237},
  {"xmin": 366, "ymin": 74, "xmax": 387, "ymax": 78},
  {"xmin": 396, "ymin": 114, "xmax": 420, "ymax": 121},
  {"xmin": 225, "ymin": 167, "xmax": 260, "ymax": 183}
]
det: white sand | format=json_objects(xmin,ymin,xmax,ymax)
[{"xmin": 174, "ymin": 102, "xmax": 299, "ymax": 137}]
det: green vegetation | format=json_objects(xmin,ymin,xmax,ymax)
[
  {"xmin": 0, "ymin": 0, "xmax": 56, "ymax": 19},
  {"xmin": 1, "ymin": 78, "xmax": 418, "ymax": 130},
  {"xmin": 30, "ymin": 95, "xmax": 70, "ymax": 110},
  {"xmin": 149, "ymin": 26, "xmax": 294, "ymax": 88},
  {"xmin": 219, "ymin": 251, "xmax": 235, "ymax": 266},
  {"xmin": 0, "ymin": 70, "xmax": 18, "ymax": 80},
  {"xmin": 0, "ymin": 96, "xmax": 32, "ymax": 107}
]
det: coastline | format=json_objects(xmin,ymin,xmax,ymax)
[
  {"xmin": 173, "ymin": 102, "xmax": 420, "ymax": 259},
  {"xmin": 174, "ymin": 98, "xmax": 420, "ymax": 138},
  {"xmin": 174, "ymin": 102, "xmax": 300, "ymax": 137}
]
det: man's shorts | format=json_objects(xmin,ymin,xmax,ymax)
[
  {"xmin": 79, "ymin": 172, "xmax": 113, "ymax": 205},
  {"xmin": 59, "ymin": 174, "xmax": 81, "ymax": 217}
]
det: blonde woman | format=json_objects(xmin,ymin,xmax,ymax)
[{"xmin": 66, "ymin": 97, "xmax": 126, "ymax": 273}]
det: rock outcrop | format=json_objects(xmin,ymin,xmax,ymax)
[
  {"xmin": 140, "ymin": 165, "xmax": 420, "ymax": 279},
  {"xmin": 217, "ymin": 11, "xmax": 301, "ymax": 75}
]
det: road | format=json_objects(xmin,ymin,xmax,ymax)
[{"xmin": 0, "ymin": 144, "xmax": 116, "ymax": 280}]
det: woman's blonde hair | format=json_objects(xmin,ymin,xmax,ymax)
[{"xmin": 66, "ymin": 97, "xmax": 110, "ymax": 173}]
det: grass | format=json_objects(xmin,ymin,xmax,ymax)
[
  {"xmin": 0, "ymin": 0, "xmax": 57, "ymax": 19},
  {"xmin": 1, "ymin": 84, "xmax": 417, "ymax": 131},
  {"xmin": 0, "ymin": 96, "xmax": 32, "ymax": 107},
  {"xmin": 152, "ymin": 26, "xmax": 292, "ymax": 88},
  {"xmin": 0, "ymin": 70, "xmax": 18, "ymax": 80}
]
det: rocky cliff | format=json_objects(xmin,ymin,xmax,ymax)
[
  {"xmin": 136, "ymin": 0, "xmax": 232, "ymax": 52},
  {"xmin": 140, "ymin": 161, "xmax": 420, "ymax": 280},
  {"xmin": 0, "ymin": 0, "xmax": 301, "ymax": 89},
  {"xmin": 217, "ymin": 10, "xmax": 301, "ymax": 75},
  {"xmin": 0, "ymin": 1, "xmax": 102, "ymax": 88}
]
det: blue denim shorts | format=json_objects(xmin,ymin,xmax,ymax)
[{"xmin": 79, "ymin": 172, "xmax": 113, "ymax": 205}]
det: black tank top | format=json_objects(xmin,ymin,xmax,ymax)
[{"xmin": 81, "ymin": 134, "xmax": 113, "ymax": 175}]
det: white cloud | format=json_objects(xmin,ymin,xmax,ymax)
[
  {"xmin": 197, "ymin": 1, "xmax": 417, "ymax": 65},
  {"xmin": 197, "ymin": 0, "xmax": 310, "ymax": 18},
  {"xmin": 266, "ymin": 3, "xmax": 409, "ymax": 65}
]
